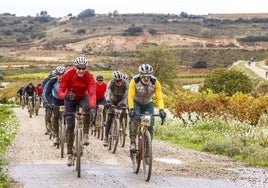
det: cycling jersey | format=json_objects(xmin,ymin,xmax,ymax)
[
  {"xmin": 58, "ymin": 67, "xmax": 96, "ymax": 108},
  {"xmin": 96, "ymin": 81, "xmax": 107, "ymax": 100},
  {"xmin": 128, "ymin": 74, "xmax": 164, "ymax": 109},
  {"xmin": 105, "ymin": 79, "xmax": 128, "ymax": 104}
]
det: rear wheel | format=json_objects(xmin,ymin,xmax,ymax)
[{"xmin": 142, "ymin": 131, "xmax": 152, "ymax": 182}]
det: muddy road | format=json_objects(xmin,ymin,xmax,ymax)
[{"xmin": 4, "ymin": 108, "xmax": 268, "ymax": 188}]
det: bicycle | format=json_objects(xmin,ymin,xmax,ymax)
[
  {"xmin": 19, "ymin": 95, "xmax": 26, "ymax": 110},
  {"xmin": 27, "ymin": 96, "xmax": 34, "ymax": 118},
  {"xmin": 92, "ymin": 104, "xmax": 105, "ymax": 139},
  {"xmin": 107, "ymin": 105, "xmax": 127, "ymax": 153},
  {"xmin": 130, "ymin": 111, "xmax": 164, "ymax": 182},
  {"xmin": 58, "ymin": 105, "xmax": 66, "ymax": 158},
  {"xmin": 65, "ymin": 109, "xmax": 90, "ymax": 178},
  {"xmin": 34, "ymin": 96, "xmax": 41, "ymax": 116}
]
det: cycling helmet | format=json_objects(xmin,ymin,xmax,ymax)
[
  {"xmin": 55, "ymin": 65, "xmax": 66, "ymax": 75},
  {"xmin": 51, "ymin": 70, "xmax": 57, "ymax": 77},
  {"xmin": 122, "ymin": 74, "xmax": 128, "ymax": 81},
  {"xmin": 138, "ymin": 64, "xmax": 153, "ymax": 75},
  {"xmin": 96, "ymin": 74, "xmax": 104, "ymax": 80},
  {"xmin": 74, "ymin": 57, "xmax": 88, "ymax": 67},
  {"xmin": 113, "ymin": 71, "xmax": 122, "ymax": 80}
]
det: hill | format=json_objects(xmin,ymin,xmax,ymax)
[{"xmin": 1, "ymin": 13, "xmax": 268, "ymax": 69}]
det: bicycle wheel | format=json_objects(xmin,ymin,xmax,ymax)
[
  {"xmin": 35, "ymin": 102, "xmax": 39, "ymax": 116},
  {"xmin": 119, "ymin": 116, "xmax": 126, "ymax": 147},
  {"xmin": 29, "ymin": 103, "xmax": 33, "ymax": 118},
  {"xmin": 132, "ymin": 133, "xmax": 141, "ymax": 173},
  {"xmin": 76, "ymin": 127, "xmax": 83, "ymax": 178},
  {"xmin": 110, "ymin": 119, "xmax": 119, "ymax": 153},
  {"xmin": 142, "ymin": 130, "xmax": 152, "ymax": 181}
]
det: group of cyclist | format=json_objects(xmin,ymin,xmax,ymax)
[
  {"xmin": 17, "ymin": 56, "xmax": 167, "ymax": 167},
  {"xmin": 17, "ymin": 82, "xmax": 43, "ymax": 110}
]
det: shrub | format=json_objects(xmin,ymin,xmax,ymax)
[{"xmin": 192, "ymin": 61, "xmax": 207, "ymax": 68}]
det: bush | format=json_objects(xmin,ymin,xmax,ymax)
[
  {"xmin": 148, "ymin": 28, "xmax": 157, "ymax": 35},
  {"xmin": 76, "ymin": 28, "xmax": 86, "ymax": 34},
  {"xmin": 124, "ymin": 26, "xmax": 143, "ymax": 36},
  {"xmin": 192, "ymin": 61, "xmax": 207, "ymax": 68}
]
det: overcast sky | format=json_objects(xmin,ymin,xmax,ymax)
[{"xmin": 2, "ymin": 0, "xmax": 268, "ymax": 17}]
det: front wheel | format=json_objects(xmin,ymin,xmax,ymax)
[
  {"xmin": 110, "ymin": 119, "xmax": 119, "ymax": 153},
  {"xmin": 142, "ymin": 131, "xmax": 152, "ymax": 182},
  {"xmin": 75, "ymin": 127, "xmax": 83, "ymax": 178},
  {"xmin": 119, "ymin": 116, "xmax": 126, "ymax": 147}
]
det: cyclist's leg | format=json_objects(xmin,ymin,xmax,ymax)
[
  {"xmin": 65, "ymin": 100, "xmax": 77, "ymax": 157},
  {"xmin": 142, "ymin": 102, "xmax": 154, "ymax": 140},
  {"xmin": 129, "ymin": 101, "xmax": 141, "ymax": 151},
  {"xmin": 79, "ymin": 95, "xmax": 90, "ymax": 145},
  {"xmin": 52, "ymin": 100, "xmax": 62, "ymax": 144}
]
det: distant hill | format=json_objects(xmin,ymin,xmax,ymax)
[{"xmin": 1, "ymin": 12, "xmax": 268, "ymax": 68}]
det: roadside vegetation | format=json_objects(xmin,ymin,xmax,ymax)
[{"xmin": 0, "ymin": 106, "xmax": 19, "ymax": 187}]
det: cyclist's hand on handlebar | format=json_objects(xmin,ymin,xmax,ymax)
[
  {"xmin": 104, "ymin": 101, "xmax": 111, "ymax": 109},
  {"xmin": 159, "ymin": 109, "xmax": 166, "ymax": 119},
  {"xmin": 129, "ymin": 108, "xmax": 135, "ymax": 118},
  {"xmin": 66, "ymin": 91, "xmax": 75, "ymax": 101},
  {"xmin": 119, "ymin": 103, "xmax": 127, "ymax": 108},
  {"xmin": 90, "ymin": 108, "xmax": 97, "ymax": 118}
]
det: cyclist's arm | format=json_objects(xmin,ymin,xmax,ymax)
[
  {"xmin": 87, "ymin": 73, "xmax": 96, "ymax": 108},
  {"xmin": 58, "ymin": 74, "xmax": 68, "ymax": 99},
  {"xmin": 105, "ymin": 81, "xmax": 112, "ymax": 102},
  {"xmin": 154, "ymin": 80, "xmax": 164, "ymax": 109},
  {"xmin": 128, "ymin": 79, "xmax": 136, "ymax": 109},
  {"xmin": 45, "ymin": 78, "xmax": 56, "ymax": 104}
]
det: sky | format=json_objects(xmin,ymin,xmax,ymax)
[{"xmin": 2, "ymin": 0, "xmax": 268, "ymax": 18}]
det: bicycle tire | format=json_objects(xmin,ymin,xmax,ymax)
[
  {"xmin": 119, "ymin": 116, "xmax": 126, "ymax": 147},
  {"xmin": 134, "ymin": 133, "xmax": 142, "ymax": 173},
  {"xmin": 75, "ymin": 127, "xmax": 82, "ymax": 178},
  {"xmin": 142, "ymin": 130, "xmax": 152, "ymax": 181},
  {"xmin": 29, "ymin": 103, "xmax": 33, "ymax": 118},
  {"xmin": 99, "ymin": 113, "xmax": 104, "ymax": 140},
  {"xmin": 59, "ymin": 119, "xmax": 65, "ymax": 158},
  {"xmin": 111, "ymin": 119, "xmax": 119, "ymax": 153}
]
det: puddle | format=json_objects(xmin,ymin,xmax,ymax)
[{"xmin": 154, "ymin": 158, "xmax": 183, "ymax": 164}]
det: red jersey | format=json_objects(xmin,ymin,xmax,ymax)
[
  {"xmin": 58, "ymin": 67, "xmax": 96, "ymax": 108},
  {"xmin": 36, "ymin": 85, "xmax": 43, "ymax": 96},
  {"xmin": 96, "ymin": 82, "xmax": 107, "ymax": 100}
]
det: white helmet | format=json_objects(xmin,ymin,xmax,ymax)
[
  {"xmin": 55, "ymin": 66, "xmax": 66, "ymax": 75},
  {"xmin": 51, "ymin": 70, "xmax": 57, "ymax": 77},
  {"xmin": 122, "ymin": 74, "xmax": 128, "ymax": 81},
  {"xmin": 138, "ymin": 64, "xmax": 153, "ymax": 75},
  {"xmin": 113, "ymin": 71, "xmax": 122, "ymax": 80},
  {"xmin": 74, "ymin": 57, "xmax": 88, "ymax": 67}
]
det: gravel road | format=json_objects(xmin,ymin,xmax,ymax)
[{"xmin": 3, "ymin": 108, "xmax": 268, "ymax": 188}]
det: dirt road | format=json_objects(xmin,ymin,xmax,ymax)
[{"xmin": 4, "ymin": 108, "xmax": 268, "ymax": 188}]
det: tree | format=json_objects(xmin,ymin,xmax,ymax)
[
  {"xmin": 201, "ymin": 68, "xmax": 252, "ymax": 96},
  {"xmin": 140, "ymin": 45, "xmax": 180, "ymax": 92},
  {"xmin": 78, "ymin": 9, "xmax": 95, "ymax": 18}
]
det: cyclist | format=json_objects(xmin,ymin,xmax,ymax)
[
  {"xmin": 42, "ymin": 70, "xmax": 57, "ymax": 135},
  {"xmin": 92, "ymin": 74, "xmax": 107, "ymax": 130},
  {"xmin": 44, "ymin": 66, "xmax": 66, "ymax": 145},
  {"xmin": 23, "ymin": 82, "xmax": 36, "ymax": 109},
  {"xmin": 103, "ymin": 70, "xmax": 129, "ymax": 146},
  {"xmin": 122, "ymin": 73, "xmax": 129, "ymax": 81},
  {"xmin": 35, "ymin": 83, "xmax": 43, "ymax": 107},
  {"xmin": 128, "ymin": 64, "xmax": 166, "ymax": 152},
  {"xmin": 58, "ymin": 57, "xmax": 96, "ymax": 166},
  {"xmin": 17, "ymin": 85, "xmax": 25, "ymax": 106},
  {"xmin": 96, "ymin": 74, "xmax": 107, "ymax": 106}
]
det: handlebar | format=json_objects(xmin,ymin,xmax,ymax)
[{"xmin": 134, "ymin": 113, "xmax": 165, "ymax": 125}]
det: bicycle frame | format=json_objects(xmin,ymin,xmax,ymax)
[{"xmin": 95, "ymin": 104, "xmax": 105, "ymax": 139}]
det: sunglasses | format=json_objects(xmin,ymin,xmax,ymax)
[
  {"xmin": 141, "ymin": 76, "xmax": 151, "ymax": 79},
  {"xmin": 115, "ymin": 79, "xmax": 122, "ymax": 83},
  {"xmin": 77, "ymin": 67, "xmax": 86, "ymax": 70},
  {"xmin": 97, "ymin": 80, "xmax": 103, "ymax": 82}
]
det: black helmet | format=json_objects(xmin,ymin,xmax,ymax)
[
  {"xmin": 96, "ymin": 75, "xmax": 104, "ymax": 80},
  {"xmin": 28, "ymin": 82, "xmax": 33, "ymax": 86}
]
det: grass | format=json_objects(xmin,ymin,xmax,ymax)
[
  {"xmin": 154, "ymin": 112, "xmax": 268, "ymax": 167},
  {"xmin": 0, "ymin": 106, "xmax": 19, "ymax": 187}
]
